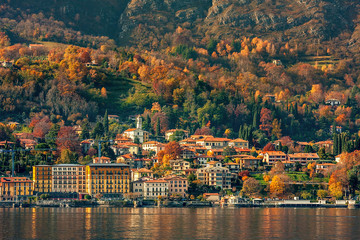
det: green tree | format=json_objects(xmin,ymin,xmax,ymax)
[
  {"xmin": 156, "ymin": 117, "xmax": 161, "ymax": 136},
  {"xmin": 103, "ymin": 110, "xmax": 109, "ymax": 135},
  {"xmin": 92, "ymin": 122, "xmax": 104, "ymax": 139}
]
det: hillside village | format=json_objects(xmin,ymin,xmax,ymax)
[{"xmin": 0, "ymin": 114, "xmax": 346, "ymax": 203}]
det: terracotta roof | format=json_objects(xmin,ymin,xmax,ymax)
[
  {"xmin": 201, "ymin": 137, "xmax": 231, "ymax": 142},
  {"xmin": 317, "ymin": 163, "xmax": 336, "ymax": 166},
  {"xmin": 288, "ymin": 153, "xmax": 319, "ymax": 158},
  {"xmin": 315, "ymin": 140, "xmax": 333, "ymax": 145},
  {"xmin": 225, "ymin": 162, "xmax": 240, "ymax": 165},
  {"xmin": 264, "ymin": 151, "xmax": 286, "ymax": 155},
  {"xmin": 145, "ymin": 180, "xmax": 168, "ymax": 183},
  {"xmin": 203, "ymin": 193, "xmax": 219, "ymax": 196},
  {"xmin": 93, "ymin": 156, "xmax": 111, "ymax": 160},
  {"xmin": 234, "ymin": 147, "xmax": 251, "ymax": 152},
  {"xmin": 124, "ymin": 128, "xmax": 137, "ymax": 132},
  {"xmin": 0, "ymin": 177, "xmax": 32, "ymax": 183},
  {"xmin": 231, "ymin": 138, "xmax": 248, "ymax": 143},
  {"xmin": 143, "ymin": 141, "xmax": 161, "ymax": 145}
]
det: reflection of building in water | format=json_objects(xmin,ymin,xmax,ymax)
[
  {"xmin": 85, "ymin": 208, "xmax": 92, "ymax": 240},
  {"xmin": 31, "ymin": 208, "xmax": 37, "ymax": 239}
]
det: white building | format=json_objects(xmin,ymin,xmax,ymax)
[
  {"xmin": 144, "ymin": 180, "xmax": 168, "ymax": 199},
  {"xmin": 52, "ymin": 164, "xmax": 86, "ymax": 193},
  {"xmin": 142, "ymin": 141, "xmax": 165, "ymax": 154},
  {"xmin": 123, "ymin": 116, "xmax": 149, "ymax": 143}
]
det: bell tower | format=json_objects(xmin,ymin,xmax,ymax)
[{"xmin": 136, "ymin": 115, "xmax": 142, "ymax": 129}]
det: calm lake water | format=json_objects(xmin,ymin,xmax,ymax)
[{"xmin": 1, "ymin": 207, "xmax": 360, "ymax": 240}]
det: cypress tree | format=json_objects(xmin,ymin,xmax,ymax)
[
  {"xmin": 253, "ymin": 111, "xmax": 258, "ymax": 128},
  {"xmin": 333, "ymin": 134, "xmax": 338, "ymax": 155},
  {"xmin": 156, "ymin": 117, "xmax": 161, "ymax": 136},
  {"xmin": 103, "ymin": 110, "xmax": 109, "ymax": 135}
]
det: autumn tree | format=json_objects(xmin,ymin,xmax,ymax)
[
  {"xmin": 33, "ymin": 116, "xmax": 52, "ymax": 138},
  {"xmin": 241, "ymin": 178, "xmax": 261, "ymax": 197},
  {"xmin": 56, "ymin": 149, "xmax": 77, "ymax": 164},
  {"xmin": 269, "ymin": 161, "xmax": 285, "ymax": 178},
  {"xmin": 270, "ymin": 174, "xmax": 290, "ymax": 198},
  {"xmin": 263, "ymin": 142, "xmax": 275, "ymax": 152},
  {"xmin": 0, "ymin": 32, "xmax": 10, "ymax": 47},
  {"xmin": 164, "ymin": 141, "xmax": 182, "ymax": 160},
  {"xmin": 194, "ymin": 126, "xmax": 213, "ymax": 135},
  {"xmin": 317, "ymin": 190, "xmax": 328, "ymax": 199},
  {"xmin": 56, "ymin": 126, "xmax": 81, "ymax": 154},
  {"xmin": 259, "ymin": 108, "xmax": 272, "ymax": 135}
]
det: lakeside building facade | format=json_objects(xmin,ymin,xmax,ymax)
[
  {"xmin": 162, "ymin": 176, "xmax": 188, "ymax": 197},
  {"xmin": 85, "ymin": 164, "xmax": 130, "ymax": 197},
  {"xmin": 143, "ymin": 179, "xmax": 168, "ymax": 199},
  {"xmin": 52, "ymin": 164, "xmax": 86, "ymax": 194},
  {"xmin": 196, "ymin": 162, "xmax": 231, "ymax": 189},
  {"xmin": 32, "ymin": 165, "xmax": 52, "ymax": 193},
  {"xmin": 0, "ymin": 177, "xmax": 33, "ymax": 201}
]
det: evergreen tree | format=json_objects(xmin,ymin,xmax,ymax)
[
  {"xmin": 156, "ymin": 117, "xmax": 161, "ymax": 136},
  {"xmin": 80, "ymin": 120, "xmax": 90, "ymax": 140},
  {"xmin": 333, "ymin": 134, "xmax": 338, "ymax": 155},
  {"xmin": 252, "ymin": 111, "xmax": 258, "ymax": 129},
  {"xmin": 103, "ymin": 110, "xmax": 109, "ymax": 135},
  {"xmin": 143, "ymin": 115, "xmax": 151, "ymax": 132},
  {"xmin": 92, "ymin": 122, "xmax": 104, "ymax": 139}
]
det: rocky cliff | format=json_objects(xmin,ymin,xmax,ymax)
[{"xmin": 3, "ymin": 0, "xmax": 359, "ymax": 48}]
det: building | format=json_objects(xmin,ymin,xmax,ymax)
[
  {"xmin": 93, "ymin": 156, "xmax": 112, "ymax": 164},
  {"xmin": 142, "ymin": 141, "xmax": 165, "ymax": 154},
  {"xmin": 163, "ymin": 176, "xmax": 188, "ymax": 197},
  {"xmin": 132, "ymin": 179, "xmax": 145, "ymax": 198},
  {"xmin": 197, "ymin": 155, "xmax": 215, "ymax": 166},
  {"xmin": 196, "ymin": 162, "xmax": 231, "ymax": 189},
  {"xmin": 143, "ymin": 180, "xmax": 168, "ymax": 199},
  {"xmin": 325, "ymin": 99, "xmax": 341, "ymax": 106},
  {"xmin": 52, "ymin": 164, "xmax": 86, "ymax": 194},
  {"xmin": 123, "ymin": 116, "xmax": 149, "ymax": 143},
  {"xmin": 196, "ymin": 137, "xmax": 231, "ymax": 150},
  {"xmin": 131, "ymin": 168, "xmax": 153, "ymax": 182},
  {"xmin": 181, "ymin": 148, "xmax": 196, "ymax": 159},
  {"xmin": 0, "ymin": 177, "xmax": 33, "ymax": 201},
  {"xmin": 85, "ymin": 163, "xmax": 130, "ymax": 197},
  {"xmin": 316, "ymin": 163, "xmax": 336, "ymax": 174},
  {"xmin": 228, "ymin": 138, "xmax": 249, "ymax": 149},
  {"xmin": 165, "ymin": 129, "xmax": 189, "ymax": 141},
  {"xmin": 33, "ymin": 165, "xmax": 52, "ymax": 193},
  {"xmin": 224, "ymin": 162, "xmax": 240, "ymax": 173},
  {"xmin": 287, "ymin": 153, "xmax": 320, "ymax": 165},
  {"xmin": 263, "ymin": 151, "xmax": 287, "ymax": 165},
  {"xmin": 169, "ymin": 160, "xmax": 190, "ymax": 173},
  {"xmin": 236, "ymin": 155, "xmax": 261, "ymax": 169},
  {"xmin": 108, "ymin": 115, "xmax": 120, "ymax": 122},
  {"xmin": 315, "ymin": 140, "xmax": 334, "ymax": 152}
]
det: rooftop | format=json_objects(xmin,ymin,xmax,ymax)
[{"xmin": 87, "ymin": 163, "xmax": 130, "ymax": 167}]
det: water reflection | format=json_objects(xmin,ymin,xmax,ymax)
[{"xmin": 1, "ymin": 208, "xmax": 360, "ymax": 239}]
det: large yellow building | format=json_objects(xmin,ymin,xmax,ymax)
[
  {"xmin": 0, "ymin": 177, "xmax": 33, "ymax": 201},
  {"xmin": 86, "ymin": 163, "xmax": 130, "ymax": 197},
  {"xmin": 32, "ymin": 165, "xmax": 52, "ymax": 193}
]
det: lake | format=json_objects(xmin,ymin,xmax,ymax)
[{"xmin": 1, "ymin": 207, "xmax": 360, "ymax": 239}]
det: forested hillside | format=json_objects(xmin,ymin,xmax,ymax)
[{"xmin": 0, "ymin": 0, "xmax": 360, "ymax": 148}]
